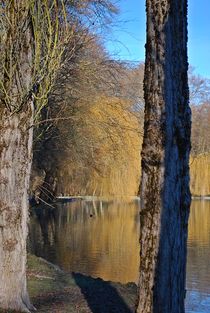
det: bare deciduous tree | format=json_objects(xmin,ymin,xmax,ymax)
[{"xmin": 0, "ymin": 1, "xmax": 119, "ymax": 310}]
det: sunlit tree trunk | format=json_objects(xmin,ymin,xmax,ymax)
[
  {"xmin": 0, "ymin": 108, "xmax": 34, "ymax": 312},
  {"xmin": 0, "ymin": 8, "xmax": 34, "ymax": 309},
  {"xmin": 136, "ymin": 1, "xmax": 191, "ymax": 313}
]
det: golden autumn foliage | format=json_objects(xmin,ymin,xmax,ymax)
[
  {"xmin": 31, "ymin": 29, "xmax": 144, "ymax": 200},
  {"xmin": 190, "ymin": 154, "xmax": 210, "ymax": 196},
  {"xmin": 189, "ymin": 72, "xmax": 210, "ymax": 196},
  {"xmin": 32, "ymin": 49, "xmax": 210, "ymax": 200},
  {"xmin": 56, "ymin": 96, "xmax": 141, "ymax": 197}
]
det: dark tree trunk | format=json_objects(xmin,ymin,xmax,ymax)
[{"xmin": 136, "ymin": 1, "xmax": 191, "ymax": 313}]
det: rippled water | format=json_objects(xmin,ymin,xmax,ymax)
[
  {"xmin": 28, "ymin": 199, "xmax": 210, "ymax": 312},
  {"xmin": 185, "ymin": 200, "xmax": 210, "ymax": 313}
]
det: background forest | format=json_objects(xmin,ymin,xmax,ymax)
[{"xmin": 29, "ymin": 2, "xmax": 210, "ymax": 203}]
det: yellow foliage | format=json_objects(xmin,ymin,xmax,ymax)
[
  {"xmin": 56, "ymin": 92, "xmax": 210, "ymax": 198},
  {"xmin": 190, "ymin": 154, "xmax": 210, "ymax": 196},
  {"xmin": 57, "ymin": 95, "xmax": 142, "ymax": 197}
]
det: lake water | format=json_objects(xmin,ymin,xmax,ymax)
[{"xmin": 28, "ymin": 199, "xmax": 210, "ymax": 312}]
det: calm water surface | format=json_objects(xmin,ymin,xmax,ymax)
[{"xmin": 29, "ymin": 199, "xmax": 210, "ymax": 312}]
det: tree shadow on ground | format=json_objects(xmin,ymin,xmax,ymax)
[{"xmin": 72, "ymin": 272, "xmax": 136, "ymax": 313}]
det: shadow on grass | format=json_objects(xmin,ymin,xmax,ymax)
[{"xmin": 72, "ymin": 272, "xmax": 134, "ymax": 313}]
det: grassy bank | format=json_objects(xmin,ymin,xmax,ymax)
[{"xmin": 25, "ymin": 255, "xmax": 137, "ymax": 313}]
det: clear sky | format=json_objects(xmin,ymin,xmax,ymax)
[{"xmin": 105, "ymin": 0, "xmax": 210, "ymax": 78}]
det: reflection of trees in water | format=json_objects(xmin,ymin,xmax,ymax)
[
  {"xmin": 29, "ymin": 200, "xmax": 140, "ymax": 283},
  {"xmin": 187, "ymin": 200, "xmax": 210, "ymax": 293},
  {"xmin": 53, "ymin": 200, "xmax": 140, "ymax": 283},
  {"xmin": 29, "ymin": 200, "xmax": 210, "ymax": 289},
  {"xmin": 28, "ymin": 205, "xmax": 57, "ymax": 263}
]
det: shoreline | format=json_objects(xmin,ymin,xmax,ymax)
[{"xmin": 26, "ymin": 254, "xmax": 137, "ymax": 313}]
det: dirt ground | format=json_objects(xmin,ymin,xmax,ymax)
[{"xmin": 25, "ymin": 255, "xmax": 137, "ymax": 313}]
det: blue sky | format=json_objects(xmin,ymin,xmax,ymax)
[{"xmin": 105, "ymin": 0, "xmax": 210, "ymax": 78}]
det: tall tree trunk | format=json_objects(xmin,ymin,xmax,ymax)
[
  {"xmin": 136, "ymin": 1, "xmax": 191, "ymax": 313},
  {"xmin": 0, "ymin": 107, "xmax": 34, "ymax": 312}
]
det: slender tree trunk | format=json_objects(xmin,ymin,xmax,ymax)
[
  {"xmin": 136, "ymin": 1, "xmax": 191, "ymax": 313},
  {"xmin": 0, "ymin": 107, "xmax": 34, "ymax": 312}
]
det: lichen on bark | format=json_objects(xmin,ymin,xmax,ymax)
[
  {"xmin": 0, "ymin": 107, "xmax": 35, "ymax": 312},
  {"xmin": 136, "ymin": 1, "xmax": 191, "ymax": 313}
]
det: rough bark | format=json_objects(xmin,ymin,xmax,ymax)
[
  {"xmin": 0, "ymin": 108, "xmax": 34, "ymax": 312},
  {"xmin": 136, "ymin": 1, "xmax": 191, "ymax": 313},
  {"xmin": 0, "ymin": 8, "xmax": 34, "ymax": 310}
]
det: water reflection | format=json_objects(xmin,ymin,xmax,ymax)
[
  {"xmin": 29, "ymin": 200, "xmax": 140, "ymax": 283},
  {"xmin": 186, "ymin": 200, "xmax": 210, "ymax": 313},
  {"xmin": 28, "ymin": 199, "xmax": 210, "ymax": 312}
]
